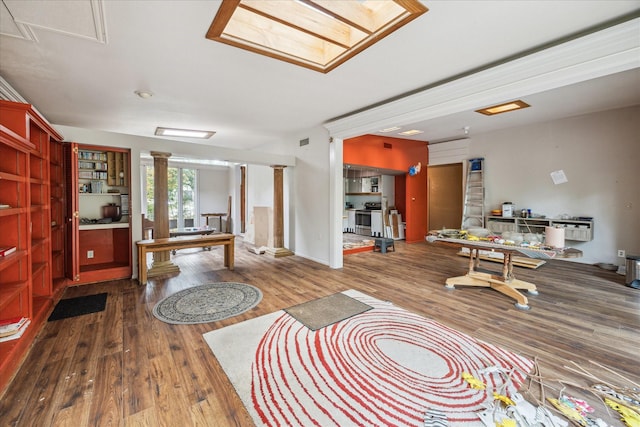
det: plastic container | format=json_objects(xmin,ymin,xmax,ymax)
[
  {"xmin": 502, "ymin": 202, "xmax": 514, "ymax": 218},
  {"xmin": 470, "ymin": 158, "xmax": 483, "ymax": 171}
]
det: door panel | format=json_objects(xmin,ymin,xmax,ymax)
[
  {"xmin": 63, "ymin": 142, "xmax": 80, "ymax": 282},
  {"xmin": 428, "ymin": 163, "xmax": 463, "ymax": 230}
]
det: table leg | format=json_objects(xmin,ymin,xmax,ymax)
[
  {"xmin": 445, "ymin": 247, "xmax": 538, "ymax": 309},
  {"xmin": 506, "ymin": 253, "xmax": 514, "ymax": 281},
  {"xmin": 138, "ymin": 247, "xmax": 148, "ymax": 285},
  {"xmin": 468, "ymin": 248, "xmax": 477, "ymax": 273},
  {"xmin": 502, "ymin": 252, "xmax": 509, "ymax": 279},
  {"xmin": 223, "ymin": 241, "xmax": 234, "ymax": 270}
]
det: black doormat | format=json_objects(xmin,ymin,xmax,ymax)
[{"xmin": 48, "ymin": 293, "xmax": 108, "ymax": 321}]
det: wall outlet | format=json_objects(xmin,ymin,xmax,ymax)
[
  {"xmin": 87, "ymin": 250, "xmax": 94, "ymax": 259},
  {"xmin": 617, "ymin": 249, "xmax": 625, "ymax": 258}
]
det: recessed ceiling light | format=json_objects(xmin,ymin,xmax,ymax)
[
  {"xmin": 379, "ymin": 126, "xmax": 402, "ymax": 133},
  {"xmin": 476, "ymin": 100, "xmax": 530, "ymax": 116},
  {"xmin": 206, "ymin": 0, "xmax": 428, "ymax": 73},
  {"xmin": 135, "ymin": 90, "xmax": 153, "ymax": 99},
  {"xmin": 398, "ymin": 129, "xmax": 424, "ymax": 136},
  {"xmin": 155, "ymin": 127, "xmax": 216, "ymax": 139}
]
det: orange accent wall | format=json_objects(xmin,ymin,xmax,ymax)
[{"xmin": 344, "ymin": 135, "xmax": 428, "ymax": 243}]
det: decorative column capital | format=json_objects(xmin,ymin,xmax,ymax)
[{"xmin": 150, "ymin": 151, "xmax": 172, "ymax": 159}]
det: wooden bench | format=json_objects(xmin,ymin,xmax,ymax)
[{"xmin": 136, "ymin": 233, "xmax": 235, "ymax": 284}]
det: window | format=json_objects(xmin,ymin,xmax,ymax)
[{"xmin": 142, "ymin": 164, "xmax": 199, "ymax": 229}]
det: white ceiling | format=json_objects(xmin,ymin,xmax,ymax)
[{"xmin": 1, "ymin": 1, "xmax": 639, "ymax": 157}]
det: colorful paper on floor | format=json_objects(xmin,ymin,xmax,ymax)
[{"xmin": 203, "ymin": 290, "xmax": 534, "ymax": 426}]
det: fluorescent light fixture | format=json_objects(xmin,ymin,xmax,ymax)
[
  {"xmin": 155, "ymin": 127, "xmax": 216, "ymax": 139},
  {"xmin": 206, "ymin": 0, "xmax": 428, "ymax": 73},
  {"xmin": 398, "ymin": 129, "xmax": 424, "ymax": 136},
  {"xmin": 379, "ymin": 126, "xmax": 402, "ymax": 133},
  {"xmin": 476, "ymin": 100, "xmax": 530, "ymax": 116}
]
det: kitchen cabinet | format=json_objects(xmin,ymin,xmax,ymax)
[
  {"xmin": 345, "ymin": 175, "xmax": 381, "ymax": 195},
  {"xmin": 362, "ymin": 177, "xmax": 372, "ymax": 192},
  {"xmin": 347, "ymin": 209, "xmax": 356, "ymax": 233},
  {"xmin": 0, "ymin": 100, "xmax": 63, "ymax": 392},
  {"xmin": 485, "ymin": 217, "xmax": 518, "ymax": 233},
  {"xmin": 66, "ymin": 143, "xmax": 132, "ymax": 285},
  {"xmin": 485, "ymin": 216, "xmax": 594, "ymax": 241},
  {"xmin": 371, "ymin": 211, "xmax": 384, "ymax": 237},
  {"xmin": 346, "ymin": 178, "xmax": 364, "ymax": 193}
]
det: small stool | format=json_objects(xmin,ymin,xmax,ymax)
[{"xmin": 374, "ymin": 237, "xmax": 395, "ymax": 253}]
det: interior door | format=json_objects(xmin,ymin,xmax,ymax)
[
  {"xmin": 63, "ymin": 142, "xmax": 80, "ymax": 281},
  {"xmin": 427, "ymin": 163, "xmax": 463, "ymax": 230}
]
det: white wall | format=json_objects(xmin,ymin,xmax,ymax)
[
  {"xmin": 244, "ymin": 163, "xmax": 294, "ymax": 251},
  {"xmin": 288, "ymin": 127, "xmax": 332, "ymax": 264},
  {"xmin": 245, "ymin": 164, "xmax": 273, "ymax": 245},
  {"xmin": 258, "ymin": 126, "xmax": 333, "ymax": 264},
  {"xmin": 247, "ymin": 164, "xmax": 273, "ymax": 207},
  {"xmin": 469, "ymin": 105, "xmax": 640, "ymax": 265},
  {"xmin": 198, "ymin": 167, "xmax": 230, "ymax": 229}
]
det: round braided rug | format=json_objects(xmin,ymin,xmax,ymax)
[{"xmin": 153, "ymin": 282, "xmax": 262, "ymax": 324}]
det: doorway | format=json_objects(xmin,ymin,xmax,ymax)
[{"xmin": 427, "ymin": 163, "xmax": 463, "ymax": 230}]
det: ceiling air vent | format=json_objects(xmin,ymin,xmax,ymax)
[{"xmin": 300, "ymin": 138, "xmax": 309, "ymax": 147}]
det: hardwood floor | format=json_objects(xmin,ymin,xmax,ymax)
[{"xmin": 1, "ymin": 240, "xmax": 638, "ymax": 426}]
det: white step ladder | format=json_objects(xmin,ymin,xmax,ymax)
[{"xmin": 461, "ymin": 158, "xmax": 485, "ymax": 229}]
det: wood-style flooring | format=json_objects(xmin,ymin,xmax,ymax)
[{"xmin": 1, "ymin": 240, "xmax": 638, "ymax": 426}]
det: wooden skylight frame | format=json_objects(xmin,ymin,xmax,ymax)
[{"xmin": 206, "ymin": 0, "xmax": 428, "ymax": 73}]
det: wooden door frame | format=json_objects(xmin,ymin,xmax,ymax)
[{"xmin": 240, "ymin": 165, "xmax": 246, "ymax": 233}]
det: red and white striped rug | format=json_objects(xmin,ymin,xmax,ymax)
[{"xmin": 203, "ymin": 290, "xmax": 534, "ymax": 426}]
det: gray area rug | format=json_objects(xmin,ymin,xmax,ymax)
[
  {"xmin": 153, "ymin": 282, "xmax": 262, "ymax": 324},
  {"xmin": 284, "ymin": 292, "xmax": 372, "ymax": 330}
]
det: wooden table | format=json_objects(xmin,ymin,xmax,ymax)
[
  {"xmin": 137, "ymin": 233, "xmax": 234, "ymax": 284},
  {"xmin": 427, "ymin": 235, "xmax": 560, "ymax": 309}
]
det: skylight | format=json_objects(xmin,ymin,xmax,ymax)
[{"xmin": 206, "ymin": 0, "xmax": 428, "ymax": 73}]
